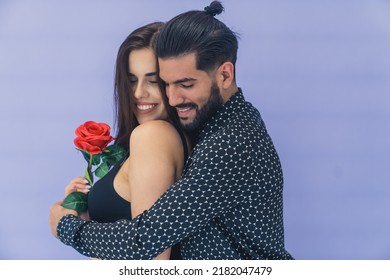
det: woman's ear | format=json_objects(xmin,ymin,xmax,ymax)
[{"xmin": 217, "ymin": 62, "xmax": 235, "ymax": 89}]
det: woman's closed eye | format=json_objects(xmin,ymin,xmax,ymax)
[
  {"xmin": 128, "ymin": 73, "xmax": 137, "ymax": 84},
  {"xmin": 129, "ymin": 79, "xmax": 138, "ymax": 88}
]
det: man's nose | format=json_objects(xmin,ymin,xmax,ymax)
[{"xmin": 166, "ymin": 86, "xmax": 184, "ymax": 107}]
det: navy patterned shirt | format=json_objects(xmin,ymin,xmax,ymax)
[{"xmin": 57, "ymin": 90, "xmax": 293, "ymax": 260}]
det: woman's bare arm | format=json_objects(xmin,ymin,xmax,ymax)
[{"xmin": 127, "ymin": 120, "xmax": 185, "ymax": 260}]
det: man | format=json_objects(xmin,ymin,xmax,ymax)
[{"xmin": 49, "ymin": 1, "xmax": 293, "ymax": 260}]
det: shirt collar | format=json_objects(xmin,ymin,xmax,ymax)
[{"xmin": 196, "ymin": 88, "xmax": 245, "ymax": 142}]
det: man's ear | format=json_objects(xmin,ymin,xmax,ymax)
[{"xmin": 217, "ymin": 62, "xmax": 235, "ymax": 89}]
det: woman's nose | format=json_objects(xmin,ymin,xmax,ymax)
[{"xmin": 133, "ymin": 81, "xmax": 147, "ymax": 99}]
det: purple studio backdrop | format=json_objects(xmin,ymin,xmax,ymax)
[{"xmin": 0, "ymin": 0, "xmax": 389, "ymax": 259}]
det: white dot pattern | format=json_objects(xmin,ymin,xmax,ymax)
[{"xmin": 58, "ymin": 90, "xmax": 293, "ymax": 260}]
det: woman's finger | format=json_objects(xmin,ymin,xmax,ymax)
[
  {"xmin": 70, "ymin": 177, "xmax": 89, "ymax": 185},
  {"xmin": 64, "ymin": 179, "xmax": 91, "ymax": 196},
  {"xmin": 73, "ymin": 183, "xmax": 91, "ymax": 193}
]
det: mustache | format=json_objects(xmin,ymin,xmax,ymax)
[{"xmin": 174, "ymin": 103, "xmax": 198, "ymax": 110}]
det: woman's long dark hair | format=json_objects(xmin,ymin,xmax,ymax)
[{"xmin": 114, "ymin": 22, "xmax": 180, "ymax": 150}]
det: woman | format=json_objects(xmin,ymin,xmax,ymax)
[{"xmin": 64, "ymin": 22, "xmax": 190, "ymax": 260}]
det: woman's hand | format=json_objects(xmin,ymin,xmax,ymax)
[{"xmin": 64, "ymin": 177, "xmax": 91, "ymax": 196}]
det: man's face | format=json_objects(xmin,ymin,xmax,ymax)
[{"xmin": 158, "ymin": 53, "xmax": 223, "ymax": 131}]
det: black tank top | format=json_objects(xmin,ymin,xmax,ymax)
[{"xmin": 88, "ymin": 126, "xmax": 188, "ymax": 260}]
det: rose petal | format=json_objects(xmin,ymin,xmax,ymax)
[{"xmin": 74, "ymin": 121, "xmax": 114, "ymax": 154}]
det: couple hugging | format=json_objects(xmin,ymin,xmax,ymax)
[{"xmin": 49, "ymin": 1, "xmax": 293, "ymax": 260}]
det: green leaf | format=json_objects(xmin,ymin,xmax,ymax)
[
  {"xmin": 91, "ymin": 154, "xmax": 101, "ymax": 166},
  {"xmin": 61, "ymin": 192, "xmax": 88, "ymax": 213},
  {"xmin": 106, "ymin": 144, "xmax": 126, "ymax": 156},
  {"xmin": 102, "ymin": 144, "xmax": 127, "ymax": 166},
  {"xmin": 94, "ymin": 161, "xmax": 109, "ymax": 178},
  {"xmin": 77, "ymin": 149, "xmax": 101, "ymax": 166},
  {"xmin": 79, "ymin": 149, "xmax": 91, "ymax": 163}
]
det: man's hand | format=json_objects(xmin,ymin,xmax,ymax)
[{"xmin": 49, "ymin": 201, "xmax": 78, "ymax": 238}]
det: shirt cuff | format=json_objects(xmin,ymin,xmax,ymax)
[{"xmin": 57, "ymin": 214, "xmax": 88, "ymax": 246}]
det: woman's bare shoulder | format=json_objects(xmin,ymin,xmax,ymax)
[{"xmin": 129, "ymin": 120, "xmax": 182, "ymax": 149}]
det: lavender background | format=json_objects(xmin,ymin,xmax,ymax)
[{"xmin": 0, "ymin": 0, "xmax": 389, "ymax": 259}]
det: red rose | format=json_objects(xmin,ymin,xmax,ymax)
[{"xmin": 73, "ymin": 121, "xmax": 115, "ymax": 155}]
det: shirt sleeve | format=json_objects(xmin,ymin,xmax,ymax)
[{"xmin": 57, "ymin": 132, "xmax": 259, "ymax": 259}]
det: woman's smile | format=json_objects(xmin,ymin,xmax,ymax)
[{"xmin": 135, "ymin": 102, "xmax": 158, "ymax": 114}]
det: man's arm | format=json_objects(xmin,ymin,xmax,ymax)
[
  {"xmin": 55, "ymin": 133, "xmax": 258, "ymax": 259},
  {"xmin": 49, "ymin": 202, "xmax": 78, "ymax": 238}
]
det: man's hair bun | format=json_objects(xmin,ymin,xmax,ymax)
[{"xmin": 204, "ymin": 1, "xmax": 224, "ymax": 16}]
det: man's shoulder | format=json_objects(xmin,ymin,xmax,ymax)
[
  {"xmin": 204, "ymin": 119, "xmax": 261, "ymax": 148},
  {"xmin": 223, "ymin": 106, "xmax": 264, "ymax": 135}
]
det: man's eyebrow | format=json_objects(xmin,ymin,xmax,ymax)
[{"xmin": 166, "ymin": 77, "xmax": 197, "ymax": 85}]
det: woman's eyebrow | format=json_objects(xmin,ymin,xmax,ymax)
[{"xmin": 128, "ymin": 72, "xmax": 157, "ymax": 77}]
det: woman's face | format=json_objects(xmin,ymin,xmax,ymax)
[{"xmin": 128, "ymin": 48, "xmax": 168, "ymax": 124}]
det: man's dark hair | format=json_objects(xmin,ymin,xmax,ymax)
[{"xmin": 155, "ymin": 1, "xmax": 238, "ymax": 74}]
